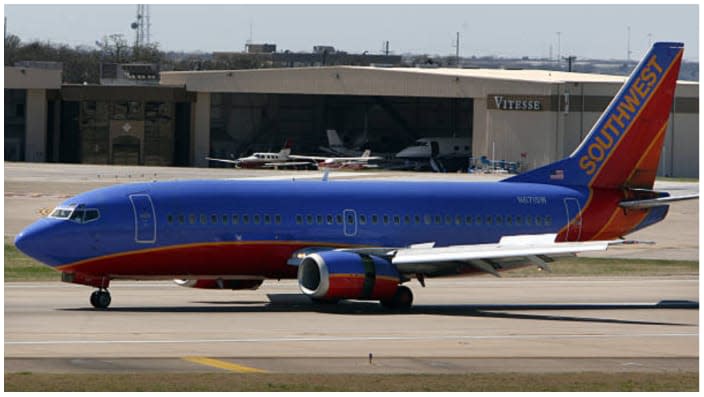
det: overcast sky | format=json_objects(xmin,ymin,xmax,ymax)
[{"xmin": 3, "ymin": 3, "xmax": 699, "ymax": 61}]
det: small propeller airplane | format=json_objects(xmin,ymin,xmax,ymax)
[{"xmin": 207, "ymin": 141, "xmax": 381, "ymax": 170}]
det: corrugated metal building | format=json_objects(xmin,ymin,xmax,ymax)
[{"xmin": 5, "ymin": 65, "xmax": 699, "ymax": 177}]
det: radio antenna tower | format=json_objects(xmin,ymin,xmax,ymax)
[{"xmin": 131, "ymin": 4, "xmax": 151, "ymax": 48}]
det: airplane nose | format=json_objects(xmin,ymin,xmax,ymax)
[{"xmin": 14, "ymin": 219, "xmax": 55, "ymax": 264}]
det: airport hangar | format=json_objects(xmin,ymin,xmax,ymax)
[{"xmin": 5, "ymin": 64, "xmax": 699, "ymax": 177}]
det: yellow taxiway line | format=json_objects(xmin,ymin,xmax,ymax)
[{"xmin": 183, "ymin": 356, "xmax": 268, "ymax": 373}]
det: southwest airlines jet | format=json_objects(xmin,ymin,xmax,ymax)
[{"xmin": 15, "ymin": 42, "xmax": 694, "ymax": 310}]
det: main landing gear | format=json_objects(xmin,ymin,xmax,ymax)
[
  {"xmin": 381, "ymin": 285, "xmax": 414, "ymax": 310},
  {"xmin": 90, "ymin": 289, "xmax": 111, "ymax": 309}
]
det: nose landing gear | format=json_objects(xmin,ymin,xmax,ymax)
[{"xmin": 90, "ymin": 289, "xmax": 111, "ymax": 309}]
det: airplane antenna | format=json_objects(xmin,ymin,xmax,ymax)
[{"xmin": 627, "ymin": 26, "xmax": 632, "ymax": 64}]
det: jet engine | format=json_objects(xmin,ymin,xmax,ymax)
[
  {"xmin": 297, "ymin": 251, "xmax": 401, "ymax": 301},
  {"xmin": 174, "ymin": 279, "xmax": 263, "ymax": 290}
]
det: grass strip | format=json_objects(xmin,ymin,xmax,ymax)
[
  {"xmin": 4, "ymin": 240, "xmax": 698, "ymax": 282},
  {"xmin": 4, "ymin": 242, "xmax": 59, "ymax": 281},
  {"xmin": 4, "ymin": 372, "xmax": 698, "ymax": 392}
]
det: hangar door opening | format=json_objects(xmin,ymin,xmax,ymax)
[{"xmin": 208, "ymin": 93, "xmax": 473, "ymax": 170}]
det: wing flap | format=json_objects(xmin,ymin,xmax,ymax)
[{"xmin": 392, "ymin": 233, "xmax": 610, "ymax": 265}]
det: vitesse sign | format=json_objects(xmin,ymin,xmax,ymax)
[{"xmin": 487, "ymin": 95, "xmax": 545, "ymax": 111}]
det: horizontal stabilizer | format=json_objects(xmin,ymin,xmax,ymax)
[{"xmin": 620, "ymin": 193, "xmax": 699, "ymax": 209}]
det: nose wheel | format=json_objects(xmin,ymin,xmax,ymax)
[{"xmin": 90, "ymin": 289, "xmax": 111, "ymax": 309}]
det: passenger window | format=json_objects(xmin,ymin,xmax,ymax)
[
  {"xmin": 264, "ymin": 214, "xmax": 271, "ymax": 224},
  {"xmin": 296, "ymin": 214, "xmax": 302, "ymax": 225},
  {"xmin": 465, "ymin": 215, "xmax": 472, "ymax": 225},
  {"xmin": 316, "ymin": 215, "xmax": 323, "ymax": 225},
  {"xmin": 243, "ymin": 215, "xmax": 250, "ymax": 224},
  {"xmin": 404, "ymin": 215, "xmax": 411, "ymax": 225},
  {"xmin": 485, "ymin": 215, "xmax": 493, "ymax": 225},
  {"xmin": 336, "ymin": 214, "xmax": 343, "ymax": 224},
  {"xmin": 371, "ymin": 215, "xmax": 378, "ymax": 224},
  {"xmin": 475, "ymin": 215, "xmax": 482, "ymax": 225},
  {"xmin": 200, "ymin": 214, "xmax": 207, "ymax": 225},
  {"xmin": 455, "ymin": 215, "xmax": 462, "ymax": 225},
  {"xmin": 306, "ymin": 214, "xmax": 313, "ymax": 225},
  {"xmin": 167, "ymin": 214, "xmax": 173, "ymax": 224},
  {"xmin": 515, "ymin": 215, "xmax": 523, "ymax": 225},
  {"xmin": 327, "ymin": 214, "xmax": 334, "ymax": 225},
  {"xmin": 424, "ymin": 214, "xmax": 432, "ymax": 225},
  {"xmin": 445, "ymin": 215, "xmax": 452, "ymax": 225},
  {"xmin": 275, "ymin": 214, "xmax": 282, "ymax": 224},
  {"xmin": 383, "ymin": 215, "xmax": 390, "ymax": 225},
  {"xmin": 525, "ymin": 215, "xmax": 533, "ymax": 225},
  {"xmin": 222, "ymin": 215, "xmax": 229, "ymax": 224},
  {"xmin": 347, "ymin": 214, "xmax": 355, "ymax": 224},
  {"xmin": 496, "ymin": 215, "xmax": 503, "ymax": 225},
  {"xmin": 434, "ymin": 215, "xmax": 442, "ymax": 225},
  {"xmin": 189, "ymin": 214, "xmax": 196, "ymax": 224},
  {"xmin": 178, "ymin": 215, "xmax": 185, "ymax": 224},
  {"xmin": 211, "ymin": 214, "xmax": 218, "ymax": 224},
  {"xmin": 506, "ymin": 215, "xmax": 512, "ymax": 225},
  {"xmin": 545, "ymin": 215, "xmax": 552, "ymax": 226},
  {"xmin": 535, "ymin": 216, "xmax": 543, "ymax": 226},
  {"xmin": 359, "ymin": 215, "xmax": 367, "ymax": 225},
  {"xmin": 414, "ymin": 215, "xmax": 421, "ymax": 224},
  {"xmin": 232, "ymin": 214, "xmax": 239, "ymax": 224},
  {"xmin": 254, "ymin": 214, "xmax": 261, "ymax": 224},
  {"xmin": 393, "ymin": 215, "xmax": 400, "ymax": 225}
]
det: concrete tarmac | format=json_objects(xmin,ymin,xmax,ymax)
[{"xmin": 4, "ymin": 277, "xmax": 698, "ymax": 373}]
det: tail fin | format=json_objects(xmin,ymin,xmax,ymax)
[
  {"xmin": 361, "ymin": 149, "xmax": 371, "ymax": 158},
  {"xmin": 326, "ymin": 129, "xmax": 344, "ymax": 147},
  {"xmin": 505, "ymin": 42, "xmax": 683, "ymax": 189},
  {"xmin": 279, "ymin": 139, "xmax": 292, "ymax": 157}
]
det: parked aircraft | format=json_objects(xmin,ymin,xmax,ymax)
[
  {"xmin": 15, "ymin": 43, "xmax": 696, "ymax": 310},
  {"xmin": 205, "ymin": 141, "xmax": 309, "ymax": 169},
  {"xmin": 207, "ymin": 142, "xmax": 380, "ymax": 170},
  {"xmin": 396, "ymin": 137, "xmax": 471, "ymax": 160},
  {"xmin": 396, "ymin": 137, "xmax": 472, "ymax": 172},
  {"xmin": 290, "ymin": 149, "xmax": 382, "ymax": 170},
  {"xmin": 318, "ymin": 129, "xmax": 367, "ymax": 157}
]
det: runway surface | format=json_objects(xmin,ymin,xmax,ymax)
[{"xmin": 5, "ymin": 277, "xmax": 698, "ymax": 373}]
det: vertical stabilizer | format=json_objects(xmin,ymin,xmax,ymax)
[{"xmin": 505, "ymin": 42, "xmax": 683, "ymax": 189}]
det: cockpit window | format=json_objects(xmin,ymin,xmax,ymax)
[
  {"xmin": 70, "ymin": 208, "xmax": 100, "ymax": 224},
  {"xmin": 49, "ymin": 206, "xmax": 76, "ymax": 219},
  {"xmin": 49, "ymin": 204, "xmax": 99, "ymax": 224}
]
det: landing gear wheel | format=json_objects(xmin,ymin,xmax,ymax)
[
  {"xmin": 381, "ymin": 285, "xmax": 413, "ymax": 310},
  {"xmin": 90, "ymin": 289, "xmax": 111, "ymax": 309}
]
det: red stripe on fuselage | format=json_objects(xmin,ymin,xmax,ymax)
[{"xmin": 57, "ymin": 241, "xmax": 352, "ymax": 279}]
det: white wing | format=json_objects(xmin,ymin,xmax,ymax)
[
  {"xmin": 331, "ymin": 233, "xmax": 617, "ymax": 278},
  {"xmin": 205, "ymin": 157, "xmax": 240, "ymax": 165}
]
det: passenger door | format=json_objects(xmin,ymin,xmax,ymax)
[{"xmin": 129, "ymin": 194, "xmax": 157, "ymax": 243}]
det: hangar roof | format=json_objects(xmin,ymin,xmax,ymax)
[{"xmin": 160, "ymin": 65, "xmax": 697, "ymax": 98}]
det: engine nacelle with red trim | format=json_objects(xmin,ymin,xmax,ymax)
[
  {"xmin": 297, "ymin": 251, "xmax": 400, "ymax": 301},
  {"xmin": 174, "ymin": 279, "xmax": 263, "ymax": 290}
]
